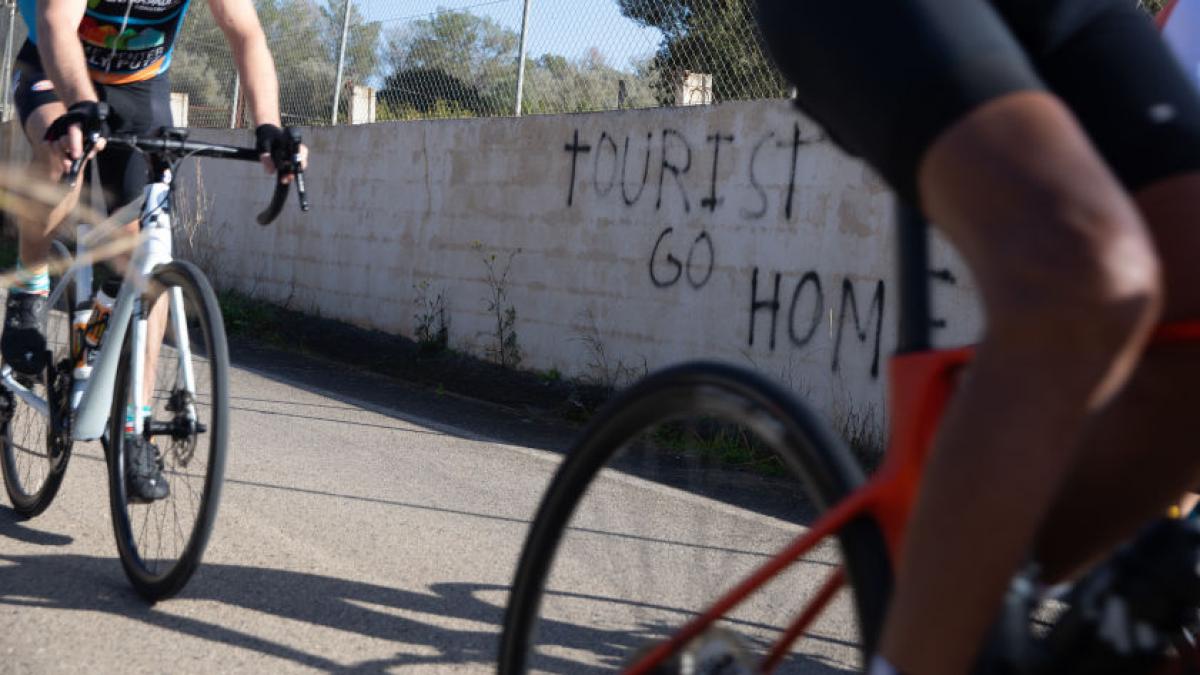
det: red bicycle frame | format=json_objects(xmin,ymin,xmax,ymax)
[{"xmin": 624, "ymin": 320, "xmax": 1200, "ymax": 675}]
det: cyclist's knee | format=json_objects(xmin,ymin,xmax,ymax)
[
  {"xmin": 24, "ymin": 105, "xmax": 67, "ymax": 182},
  {"xmin": 26, "ymin": 137, "xmax": 66, "ymax": 183},
  {"xmin": 986, "ymin": 210, "xmax": 1162, "ymax": 359}
]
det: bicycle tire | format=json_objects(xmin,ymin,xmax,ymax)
[
  {"xmin": 499, "ymin": 361, "xmax": 892, "ymax": 673},
  {"xmin": 107, "ymin": 260, "xmax": 229, "ymax": 600},
  {"xmin": 1, "ymin": 253, "xmax": 76, "ymax": 517}
]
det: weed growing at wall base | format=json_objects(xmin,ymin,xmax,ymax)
[
  {"xmin": 834, "ymin": 405, "xmax": 884, "ymax": 473},
  {"xmin": 573, "ymin": 308, "xmax": 648, "ymax": 389},
  {"xmin": 475, "ymin": 243, "xmax": 523, "ymax": 369},
  {"xmin": 651, "ymin": 418, "xmax": 787, "ymax": 477},
  {"xmin": 413, "ymin": 280, "xmax": 449, "ymax": 354}
]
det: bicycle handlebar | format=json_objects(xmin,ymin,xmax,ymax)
[{"xmin": 63, "ymin": 127, "xmax": 310, "ymax": 226}]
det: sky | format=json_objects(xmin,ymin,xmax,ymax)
[{"xmin": 356, "ymin": 0, "xmax": 664, "ymax": 71}]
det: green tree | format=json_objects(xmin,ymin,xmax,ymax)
[
  {"xmin": 318, "ymin": 0, "xmax": 382, "ymax": 121},
  {"xmin": 378, "ymin": 9, "xmax": 657, "ymax": 119},
  {"xmin": 171, "ymin": 0, "xmax": 237, "ymax": 126},
  {"xmin": 379, "ymin": 10, "xmax": 518, "ymax": 117},
  {"xmin": 519, "ymin": 48, "xmax": 656, "ymax": 114},
  {"xmin": 617, "ymin": 0, "xmax": 788, "ymax": 103},
  {"xmin": 170, "ymin": 0, "xmax": 380, "ymax": 127}
]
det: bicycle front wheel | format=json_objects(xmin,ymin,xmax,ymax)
[
  {"xmin": 107, "ymin": 260, "xmax": 229, "ymax": 600},
  {"xmin": 499, "ymin": 362, "xmax": 892, "ymax": 674}
]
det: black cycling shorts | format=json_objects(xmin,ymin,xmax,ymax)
[
  {"xmin": 757, "ymin": 0, "xmax": 1200, "ymax": 206},
  {"xmin": 12, "ymin": 40, "xmax": 174, "ymax": 214}
]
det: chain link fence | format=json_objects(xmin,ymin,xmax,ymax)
[
  {"xmin": 61, "ymin": 0, "xmax": 786, "ymax": 128},
  {"xmin": 0, "ymin": 0, "xmax": 1172, "ymax": 128},
  {"xmin": 167, "ymin": 0, "xmax": 789, "ymax": 127}
]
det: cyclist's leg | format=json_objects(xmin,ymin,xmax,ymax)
[
  {"xmin": 93, "ymin": 76, "xmax": 165, "ymax": 270},
  {"xmin": 12, "ymin": 58, "xmax": 81, "ymax": 268},
  {"xmin": 5, "ymin": 54, "xmax": 91, "ymax": 373},
  {"xmin": 1036, "ymin": 174, "xmax": 1200, "ymax": 579},
  {"xmin": 887, "ymin": 92, "xmax": 1160, "ymax": 675},
  {"xmin": 92, "ymin": 75, "xmax": 174, "ymax": 401},
  {"xmin": 977, "ymin": 0, "xmax": 1200, "ymax": 582},
  {"xmin": 758, "ymin": 2, "xmax": 1163, "ymax": 674}
]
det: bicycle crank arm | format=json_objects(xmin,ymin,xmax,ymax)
[{"xmin": 0, "ymin": 365, "xmax": 49, "ymax": 419}]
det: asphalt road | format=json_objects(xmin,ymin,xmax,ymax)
[{"xmin": 0, "ymin": 341, "xmax": 862, "ymax": 673}]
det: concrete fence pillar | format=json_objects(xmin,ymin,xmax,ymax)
[
  {"xmin": 674, "ymin": 71, "xmax": 713, "ymax": 106},
  {"xmin": 170, "ymin": 92, "xmax": 189, "ymax": 128},
  {"xmin": 350, "ymin": 85, "xmax": 376, "ymax": 124}
]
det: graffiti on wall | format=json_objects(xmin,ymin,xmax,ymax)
[
  {"xmin": 562, "ymin": 121, "xmax": 903, "ymax": 380},
  {"xmin": 565, "ymin": 123, "xmax": 817, "ymax": 221}
]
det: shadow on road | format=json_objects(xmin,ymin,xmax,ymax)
[
  {"xmin": 229, "ymin": 341, "xmax": 837, "ymax": 528},
  {"xmin": 0, "ymin": 507, "xmax": 74, "ymax": 546},
  {"xmin": 0, "ymin": 550, "xmax": 856, "ymax": 673}
]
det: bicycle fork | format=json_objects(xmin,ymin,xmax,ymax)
[{"xmin": 126, "ymin": 286, "xmax": 199, "ymax": 440}]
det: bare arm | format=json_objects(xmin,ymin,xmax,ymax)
[
  {"xmin": 36, "ymin": 0, "xmax": 98, "ymax": 105},
  {"xmin": 209, "ymin": 0, "xmax": 307, "ymax": 178},
  {"xmin": 37, "ymin": 0, "xmax": 104, "ymax": 168},
  {"xmin": 209, "ymin": 0, "xmax": 280, "ymax": 128}
]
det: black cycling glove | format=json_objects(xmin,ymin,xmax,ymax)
[
  {"xmin": 255, "ymin": 123, "xmax": 288, "ymax": 160},
  {"xmin": 256, "ymin": 123, "xmax": 304, "ymax": 178},
  {"xmin": 44, "ymin": 101, "xmax": 109, "ymax": 143}
]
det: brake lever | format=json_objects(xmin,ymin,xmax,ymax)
[
  {"xmin": 286, "ymin": 128, "xmax": 310, "ymax": 213},
  {"xmin": 64, "ymin": 131, "xmax": 100, "ymax": 187}
]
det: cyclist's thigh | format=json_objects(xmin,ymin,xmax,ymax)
[
  {"xmin": 1000, "ymin": 0, "xmax": 1200, "ymax": 318},
  {"xmin": 12, "ymin": 44, "xmax": 68, "ymax": 177},
  {"xmin": 1000, "ymin": 0, "xmax": 1200, "ymax": 194},
  {"xmin": 758, "ymin": 0, "xmax": 1158, "ymax": 318},
  {"xmin": 95, "ymin": 74, "xmax": 173, "ymax": 215},
  {"xmin": 756, "ymin": 0, "xmax": 1045, "ymax": 206}
]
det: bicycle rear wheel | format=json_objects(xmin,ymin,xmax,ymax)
[
  {"xmin": 1, "ymin": 253, "xmax": 76, "ymax": 517},
  {"xmin": 499, "ymin": 362, "xmax": 892, "ymax": 674},
  {"xmin": 107, "ymin": 260, "xmax": 228, "ymax": 600}
]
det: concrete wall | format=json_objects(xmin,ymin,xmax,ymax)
[{"xmin": 179, "ymin": 101, "xmax": 983, "ymax": 434}]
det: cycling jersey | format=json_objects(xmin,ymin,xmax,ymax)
[
  {"xmin": 757, "ymin": 0, "xmax": 1200, "ymax": 206},
  {"xmin": 17, "ymin": 0, "xmax": 192, "ymax": 84}
]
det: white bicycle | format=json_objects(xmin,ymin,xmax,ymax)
[{"xmin": 0, "ymin": 122, "xmax": 308, "ymax": 600}]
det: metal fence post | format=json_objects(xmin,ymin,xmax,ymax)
[
  {"xmin": 228, "ymin": 72, "xmax": 240, "ymax": 128},
  {"xmin": 1, "ymin": 0, "xmax": 16, "ymax": 123},
  {"xmin": 331, "ymin": 0, "xmax": 352, "ymax": 125},
  {"xmin": 514, "ymin": 0, "xmax": 532, "ymax": 116}
]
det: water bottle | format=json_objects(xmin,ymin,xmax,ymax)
[
  {"xmin": 84, "ymin": 289, "xmax": 115, "ymax": 349},
  {"xmin": 72, "ymin": 289, "xmax": 115, "ymax": 408},
  {"xmin": 70, "ymin": 303, "xmax": 93, "ymax": 409}
]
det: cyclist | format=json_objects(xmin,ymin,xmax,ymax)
[
  {"xmin": 755, "ymin": 1, "xmax": 1200, "ymax": 674},
  {"xmin": 4, "ymin": 0, "xmax": 307, "ymax": 501}
]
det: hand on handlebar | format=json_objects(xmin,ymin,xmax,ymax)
[
  {"xmin": 253, "ymin": 125, "xmax": 310, "ymax": 223},
  {"xmin": 255, "ymin": 124, "xmax": 308, "ymax": 185},
  {"xmin": 45, "ymin": 101, "xmax": 110, "ymax": 180}
]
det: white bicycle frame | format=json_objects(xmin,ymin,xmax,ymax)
[{"xmin": 0, "ymin": 166, "xmax": 199, "ymax": 442}]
